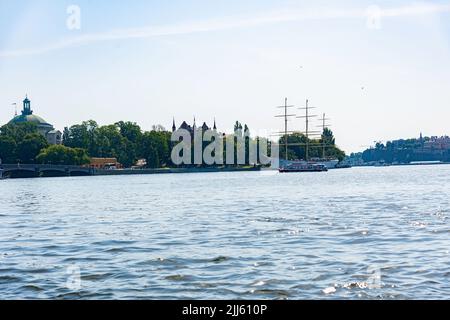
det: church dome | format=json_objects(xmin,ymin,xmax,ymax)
[
  {"xmin": 9, "ymin": 114, "xmax": 53, "ymax": 128},
  {"xmin": 8, "ymin": 96, "xmax": 54, "ymax": 131}
]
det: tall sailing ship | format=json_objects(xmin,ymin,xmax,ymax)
[{"xmin": 274, "ymin": 98, "xmax": 340, "ymax": 172}]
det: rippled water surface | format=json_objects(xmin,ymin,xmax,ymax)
[{"xmin": 1, "ymin": 165, "xmax": 449, "ymax": 299}]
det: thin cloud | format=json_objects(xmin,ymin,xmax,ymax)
[
  {"xmin": 382, "ymin": 2, "xmax": 450, "ymax": 17},
  {"xmin": 1, "ymin": 3, "xmax": 449, "ymax": 58}
]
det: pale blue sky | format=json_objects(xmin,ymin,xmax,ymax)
[{"xmin": 1, "ymin": 0, "xmax": 449, "ymax": 152}]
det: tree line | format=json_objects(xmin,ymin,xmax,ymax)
[
  {"xmin": 62, "ymin": 120, "xmax": 264, "ymax": 167},
  {"xmin": 62, "ymin": 120, "xmax": 171, "ymax": 168},
  {"xmin": 0, "ymin": 122, "xmax": 90, "ymax": 165},
  {"xmin": 1, "ymin": 120, "xmax": 345, "ymax": 167}
]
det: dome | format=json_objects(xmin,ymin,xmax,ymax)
[
  {"xmin": 7, "ymin": 96, "xmax": 54, "ymax": 132},
  {"xmin": 8, "ymin": 114, "xmax": 54, "ymax": 129}
]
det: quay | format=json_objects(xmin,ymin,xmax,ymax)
[{"xmin": 0, "ymin": 164, "xmax": 261, "ymax": 179}]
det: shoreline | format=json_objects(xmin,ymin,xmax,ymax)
[
  {"xmin": 353, "ymin": 162, "xmax": 450, "ymax": 168},
  {"xmin": 0, "ymin": 165, "xmax": 262, "ymax": 180},
  {"xmin": 2, "ymin": 162, "xmax": 449, "ymax": 180},
  {"xmin": 93, "ymin": 166, "xmax": 262, "ymax": 176}
]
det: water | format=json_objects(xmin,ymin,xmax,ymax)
[{"xmin": 0, "ymin": 165, "xmax": 449, "ymax": 300}]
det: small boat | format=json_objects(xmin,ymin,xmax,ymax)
[{"xmin": 279, "ymin": 162, "xmax": 328, "ymax": 173}]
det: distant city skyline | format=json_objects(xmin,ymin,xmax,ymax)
[{"xmin": 1, "ymin": 0, "xmax": 450, "ymax": 153}]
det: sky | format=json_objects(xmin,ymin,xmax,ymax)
[{"xmin": 0, "ymin": 0, "xmax": 449, "ymax": 153}]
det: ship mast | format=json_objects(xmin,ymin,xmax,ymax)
[
  {"xmin": 317, "ymin": 113, "xmax": 331, "ymax": 159},
  {"xmin": 274, "ymin": 98, "xmax": 296, "ymax": 160},
  {"xmin": 273, "ymin": 98, "xmax": 331, "ymax": 163},
  {"xmin": 297, "ymin": 99, "xmax": 319, "ymax": 161}
]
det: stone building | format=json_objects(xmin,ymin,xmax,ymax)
[{"xmin": 172, "ymin": 118, "xmax": 217, "ymax": 135}]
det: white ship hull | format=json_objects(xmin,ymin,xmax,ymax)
[
  {"xmin": 311, "ymin": 159, "xmax": 339, "ymax": 169},
  {"xmin": 279, "ymin": 159, "xmax": 339, "ymax": 170}
]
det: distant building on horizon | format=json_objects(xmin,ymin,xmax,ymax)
[
  {"xmin": 8, "ymin": 96, "xmax": 61, "ymax": 145},
  {"xmin": 361, "ymin": 133, "xmax": 450, "ymax": 164}
]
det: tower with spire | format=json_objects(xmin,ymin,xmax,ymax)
[
  {"xmin": 7, "ymin": 95, "xmax": 62, "ymax": 145},
  {"xmin": 172, "ymin": 118, "xmax": 176, "ymax": 132},
  {"xmin": 22, "ymin": 95, "xmax": 33, "ymax": 116}
]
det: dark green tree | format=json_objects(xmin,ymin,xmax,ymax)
[
  {"xmin": 279, "ymin": 130, "xmax": 345, "ymax": 161},
  {"xmin": 322, "ymin": 128, "xmax": 336, "ymax": 146},
  {"xmin": 96, "ymin": 124, "xmax": 135, "ymax": 167},
  {"xmin": 146, "ymin": 145, "xmax": 160, "ymax": 168},
  {"xmin": 0, "ymin": 136, "xmax": 17, "ymax": 163},
  {"xmin": 0, "ymin": 122, "xmax": 38, "ymax": 141},
  {"xmin": 17, "ymin": 133, "xmax": 49, "ymax": 164},
  {"xmin": 36, "ymin": 145, "xmax": 90, "ymax": 165},
  {"xmin": 140, "ymin": 131, "xmax": 170, "ymax": 168},
  {"xmin": 116, "ymin": 121, "xmax": 142, "ymax": 144},
  {"xmin": 63, "ymin": 120, "xmax": 98, "ymax": 155}
]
